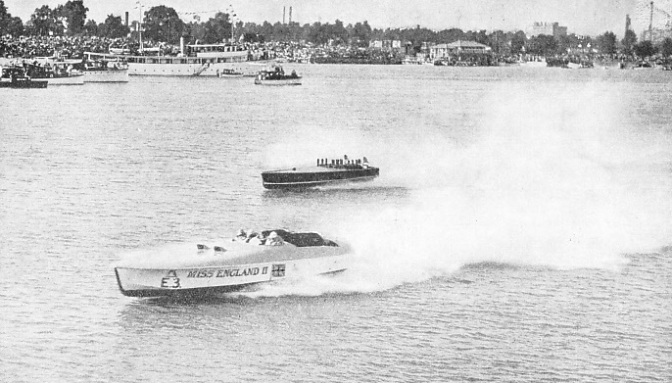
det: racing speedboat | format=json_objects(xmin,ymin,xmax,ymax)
[
  {"xmin": 262, "ymin": 156, "xmax": 379, "ymax": 189},
  {"xmin": 114, "ymin": 229, "xmax": 348, "ymax": 298}
]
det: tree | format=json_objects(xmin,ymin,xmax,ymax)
[
  {"xmin": 526, "ymin": 34, "xmax": 557, "ymax": 55},
  {"xmin": 0, "ymin": 0, "xmax": 23, "ymax": 36},
  {"xmin": 473, "ymin": 29, "xmax": 488, "ymax": 45},
  {"xmin": 98, "ymin": 14, "xmax": 129, "ymax": 38},
  {"xmin": 83, "ymin": 19, "xmax": 98, "ymax": 36},
  {"xmin": 509, "ymin": 30, "xmax": 527, "ymax": 54},
  {"xmin": 596, "ymin": 31, "xmax": 617, "ymax": 54},
  {"xmin": 331, "ymin": 19, "xmax": 348, "ymax": 44},
  {"xmin": 660, "ymin": 38, "xmax": 672, "ymax": 58},
  {"xmin": 184, "ymin": 21, "xmax": 206, "ymax": 43},
  {"xmin": 621, "ymin": 29, "xmax": 637, "ymax": 54},
  {"xmin": 0, "ymin": 0, "xmax": 10, "ymax": 34},
  {"xmin": 143, "ymin": 6, "xmax": 184, "ymax": 44},
  {"xmin": 55, "ymin": 0, "xmax": 88, "ymax": 36},
  {"xmin": 307, "ymin": 22, "xmax": 326, "ymax": 44},
  {"xmin": 6, "ymin": 16, "xmax": 24, "ymax": 36},
  {"xmin": 201, "ymin": 12, "xmax": 233, "ymax": 43},
  {"xmin": 634, "ymin": 40, "xmax": 657, "ymax": 58},
  {"xmin": 29, "ymin": 5, "xmax": 63, "ymax": 36},
  {"xmin": 241, "ymin": 32, "xmax": 263, "ymax": 43},
  {"xmin": 486, "ymin": 30, "xmax": 506, "ymax": 54},
  {"xmin": 437, "ymin": 28, "xmax": 464, "ymax": 43}
]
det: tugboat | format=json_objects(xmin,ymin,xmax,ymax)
[
  {"xmin": 254, "ymin": 65, "xmax": 301, "ymax": 86},
  {"xmin": 262, "ymin": 156, "xmax": 379, "ymax": 189},
  {"xmin": 0, "ymin": 66, "xmax": 48, "ymax": 89}
]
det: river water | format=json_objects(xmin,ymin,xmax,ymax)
[{"xmin": 1, "ymin": 65, "xmax": 671, "ymax": 382}]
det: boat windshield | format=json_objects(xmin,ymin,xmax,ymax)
[{"xmin": 261, "ymin": 230, "xmax": 338, "ymax": 247}]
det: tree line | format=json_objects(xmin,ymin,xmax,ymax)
[{"xmin": 2, "ymin": 0, "xmax": 671, "ymax": 58}]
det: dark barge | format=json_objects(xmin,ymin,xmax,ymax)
[{"xmin": 262, "ymin": 157, "xmax": 379, "ymax": 189}]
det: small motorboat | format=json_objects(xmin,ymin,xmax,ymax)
[
  {"xmin": 114, "ymin": 229, "xmax": 348, "ymax": 298},
  {"xmin": 0, "ymin": 67, "xmax": 48, "ymax": 89},
  {"xmin": 262, "ymin": 156, "xmax": 379, "ymax": 189},
  {"xmin": 254, "ymin": 65, "xmax": 301, "ymax": 85},
  {"xmin": 217, "ymin": 68, "xmax": 243, "ymax": 77},
  {"xmin": 21, "ymin": 59, "xmax": 85, "ymax": 85}
]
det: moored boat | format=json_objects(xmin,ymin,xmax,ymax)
[
  {"xmin": 107, "ymin": 43, "xmax": 274, "ymax": 77},
  {"xmin": 22, "ymin": 58, "xmax": 84, "ymax": 85},
  {"xmin": 262, "ymin": 156, "xmax": 379, "ymax": 189},
  {"xmin": 520, "ymin": 60, "xmax": 547, "ymax": 68},
  {"xmin": 114, "ymin": 229, "xmax": 348, "ymax": 298},
  {"xmin": 254, "ymin": 65, "xmax": 301, "ymax": 85},
  {"xmin": 0, "ymin": 66, "xmax": 48, "ymax": 89},
  {"xmin": 216, "ymin": 68, "xmax": 243, "ymax": 77},
  {"xmin": 80, "ymin": 52, "xmax": 130, "ymax": 83}
]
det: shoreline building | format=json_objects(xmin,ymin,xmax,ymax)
[
  {"xmin": 527, "ymin": 22, "xmax": 568, "ymax": 39},
  {"xmin": 430, "ymin": 40, "xmax": 490, "ymax": 57},
  {"xmin": 429, "ymin": 40, "xmax": 493, "ymax": 66}
]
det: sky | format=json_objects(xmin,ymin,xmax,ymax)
[{"xmin": 3, "ymin": 0, "xmax": 671, "ymax": 37}]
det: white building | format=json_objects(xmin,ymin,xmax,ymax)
[{"xmin": 429, "ymin": 40, "xmax": 490, "ymax": 60}]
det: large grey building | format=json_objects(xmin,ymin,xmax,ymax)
[{"xmin": 527, "ymin": 22, "xmax": 568, "ymax": 39}]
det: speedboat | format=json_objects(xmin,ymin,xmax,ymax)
[
  {"xmin": 254, "ymin": 65, "xmax": 301, "ymax": 85},
  {"xmin": 262, "ymin": 156, "xmax": 379, "ymax": 189},
  {"xmin": 114, "ymin": 229, "xmax": 348, "ymax": 298}
]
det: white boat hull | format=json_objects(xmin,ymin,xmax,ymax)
[
  {"xmin": 254, "ymin": 78, "xmax": 302, "ymax": 86},
  {"xmin": 128, "ymin": 61, "xmax": 272, "ymax": 77},
  {"xmin": 115, "ymin": 255, "xmax": 346, "ymax": 297},
  {"xmin": 520, "ymin": 61, "xmax": 547, "ymax": 68},
  {"xmin": 44, "ymin": 74, "xmax": 84, "ymax": 85},
  {"xmin": 83, "ymin": 69, "xmax": 129, "ymax": 83}
]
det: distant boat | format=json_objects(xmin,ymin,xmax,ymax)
[
  {"xmin": 21, "ymin": 58, "xmax": 84, "ymax": 85},
  {"xmin": 105, "ymin": 43, "xmax": 274, "ymax": 77},
  {"xmin": 0, "ymin": 66, "xmax": 48, "ymax": 89},
  {"xmin": 402, "ymin": 56, "xmax": 423, "ymax": 65},
  {"xmin": 633, "ymin": 61, "xmax": 655, "ymax": 70},
  {"xmin": 216, "ymin": 68, "xmax": 243, "ymax": 77},
  {"xmin": 254, "ymin": 65, "xmax": 301, "ymax": 86},
  {"xmin": 262, "ymin": 156, "xmax": 379, "ymax": 189},
  {"xmin": 80, "ymin": 52, "xmax": 130, "ymax": 83},
  {"xmin": 520, "ymin": 60, "xmax": 547, "ymax": 68}
]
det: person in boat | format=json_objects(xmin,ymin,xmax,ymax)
[
  {"xmin": 235, "ymin": 229, "xmax": 247, "ymax": 241},
  {"xmin": 246, "ymin": 230, "xmax": 267, "ymax": 245},
  {"xmin": 266, "ymin": 231, "xmax": 284, "ymax": 246},
  {"xmin": 245, "ymin": 229, "xmax": 259, "ymax": 242}
]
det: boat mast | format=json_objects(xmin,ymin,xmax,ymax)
[
  {"xmin": 227, "ymin": 5, "xmax": 237, "ymax": 42},
  {"xmin": 136, "ymin": 1, "xmax": 144, "ymax": 52},
  {"xmin": 649, "ymin": 2, "xmax": 654, "ymax": 41}
]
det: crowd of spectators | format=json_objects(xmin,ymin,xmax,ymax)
[
  {"xmin": 0, "ymin": 35, "xmax": 363, "ymax": 63},
  {"xmin": 0, "ymin": 35, "xmax": 167, "ymax": 59},
  {"xmin": 1, "ymin": 34, "xmax": 670, "ymax": 69}
]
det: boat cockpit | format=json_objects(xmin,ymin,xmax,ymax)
[{"xmin": 260, "ymin": 230, "xmax": 339, "ymax": 247}]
